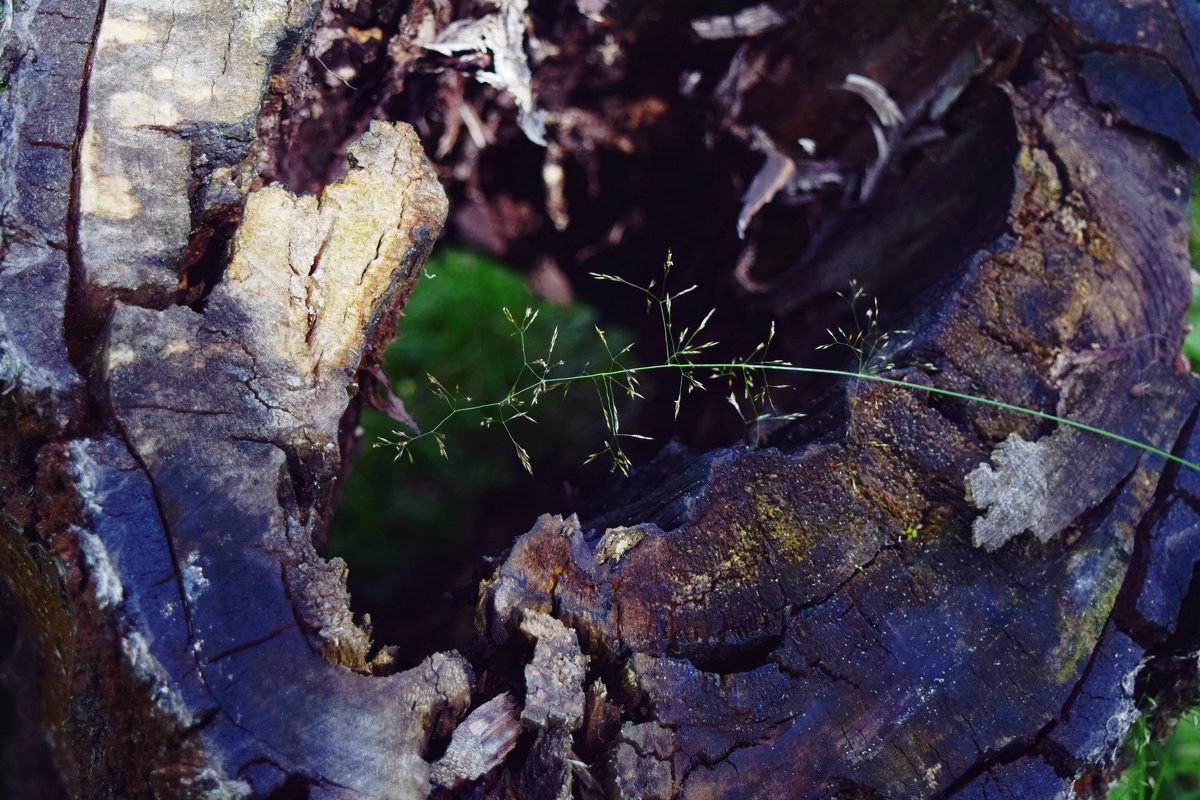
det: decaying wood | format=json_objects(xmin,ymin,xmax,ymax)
[{"xmin": 2, "ymin": 0, "xmax": 1200, "ymax": 798}]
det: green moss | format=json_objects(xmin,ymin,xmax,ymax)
[
  {"xmin": 1051, "ymin": 544, "xmax": 1127, "ymax": 686},
  {"xmin": 328, "ymin": 248, "xmax": 630, "ymax": 634}
]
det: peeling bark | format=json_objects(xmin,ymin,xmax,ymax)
[{"xmin": 2, "ymin": 0, "xmax": 1200, "ymax": 798}]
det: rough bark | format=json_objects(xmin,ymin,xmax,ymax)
[{"xmin": 2, "ymin": 0, "xmax": 1200, "ymax": 799}]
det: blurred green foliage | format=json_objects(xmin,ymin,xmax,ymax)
[
  {"xmin": 1110, "ymin": 705, "xmax": 1200, "ymax": 800},
  {"xmin": 327, "ymin": 248, "xmax": 629, "ymax": 646},
  {"xmin": 1183, "ymin": 177, "xmax": 1200, "ymax": 368}
]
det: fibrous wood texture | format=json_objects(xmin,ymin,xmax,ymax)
[
  {"xmin": 3, "ymin": 0, "xmax": 463, "ymax": 796},
  {"xmin": 2, "ymin": 0, "xmax": 1200, "ymax": 799}
]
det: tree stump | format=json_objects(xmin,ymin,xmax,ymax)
[{"xmin": 2, "ymin": 0, "xmax": 1199, "ymax": 798}]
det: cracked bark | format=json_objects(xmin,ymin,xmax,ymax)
[{"xmin": 2, "ymin": 0, "xmax": 1200, "ymax": 799}]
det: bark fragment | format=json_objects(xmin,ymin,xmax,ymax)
[
  {"xmin": 520, "ymin": 610, "xmax": 587, "ymax": 732},
  {"xmin": 431, "ymin": 693, "xmax": 522, "ymax": 790}
]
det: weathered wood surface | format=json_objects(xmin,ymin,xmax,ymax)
[
  {"xmin": 2, "ymin": 0, "xmax": 466, "ymax": 796},
  {"xmin": 2, "ymin": 0, "xmax": 1200, "ymax": 798},
  {"xmin": 548, "ymin": 11, "xmax": 1200, "ymax": 790}
]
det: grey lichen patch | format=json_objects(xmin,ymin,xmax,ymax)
[
  {"xmin": 67, "ymin": 442, "xmax": 125, "ymax": 610},
  {"xmin": 430, "ymin": 693, "xmax": 521, "ymax": 789},
  {"xmin": 180, "ymin": 551, "xmax": 210, "ymax": 601},
  {"xmin": 594, "ymin": 524, "xmax": 651, "ymax": 566},
  {"xmin": 78, "ymin": 528, "xmax": 124, "ymax": 609},
  {"xmin": 120, "ymin": 631, "xmax": 194, "ymax": 728},
  {"xmin": 67, "ymin": 438, "xmax": 106, "ymax": 520},
  {"xmin": 520, "ymin": 609, "xmax": 586, "ymax": 731},
  {"xmin": 965, "ymin": 433, "xmax": 1070, "ymax": 551}
]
